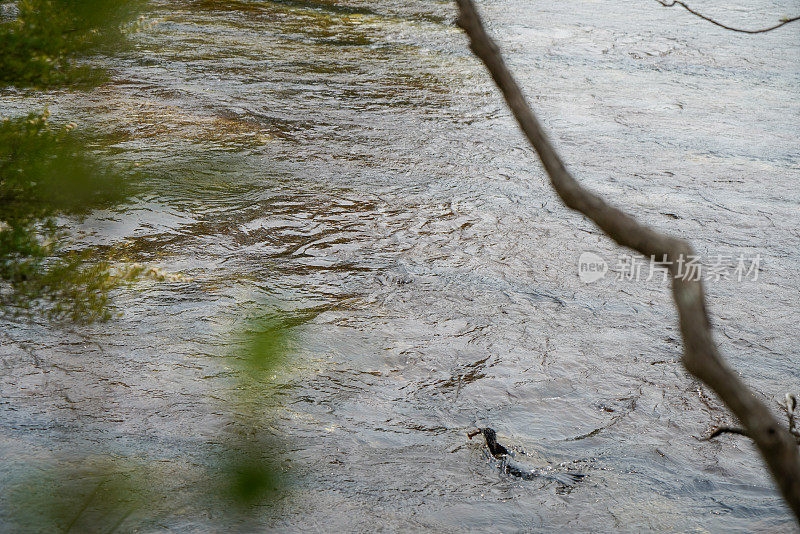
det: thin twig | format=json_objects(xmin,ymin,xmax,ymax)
[
  {"xmin": 704, "ymin": 395, "xmax": 800, "ymax": 442},
  {"xmin": 702, "ymin": 426, "xmax": 749, "ymax": 441},
  {"xmin": 454, "ymin": 0, "xmax": 800, "ymax": 521},
  {"xmin": 654, "ymin": 0, "xmax": 800, "ymax": 34}
]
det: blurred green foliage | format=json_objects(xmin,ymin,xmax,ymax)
[
  {"xmin": 0, "ymin": 0, "xmax": 147, "ymax": 321},
  {"xmin": 0, "ymin": 0, "xmax": 145, "ymax": 87},
  {"xmin": 212, "ymin": 315, "xmax": 292, "ymax": 512},
  {"xmin": 0, "ymin": 112, "xmax": 131, "ymax": 221},
  {"xmin": 236, "ymin": 315, "xmax": 291, "ymax": 397},
  {"xmin": 3, "ymin": 0, "xmax": 292, "ymax": 525},
  {"xmin": 217, "ymin": 439, "xmax": 284, "ymax": 511},
  {"xmin": 7, "ymin": 457, "xmax": 157, "ymax": 533},
  {"xmin": 0, "ymin": 111, "xmax": 142, "ymax": 321},
  {"xmin": 6, "ymin": 316, "xmax": 294, "ymax": 530}
]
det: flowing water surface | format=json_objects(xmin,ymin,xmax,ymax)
[{"xmin": 1, "ymin": 0, "xmax": 799, "ymax": 531}]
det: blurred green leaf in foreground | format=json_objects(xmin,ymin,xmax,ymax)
[
  {"xmin": 212, "ymin": 315, "xmax": 293, "ymax": 513},
  {"xmin": 7, "ymin": 457, "xmax": 158, "ymax": 533}
]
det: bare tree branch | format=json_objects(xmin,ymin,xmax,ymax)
[
  {"xmin": 654, "ymin": 0, "xmax": 800, "ymax": 34},
  {"xmin": 454, "ymin": 0, "xmax": 800, "ymax": 521}
]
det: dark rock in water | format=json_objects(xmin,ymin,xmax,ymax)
[
  {"xmin": 470, "ymin": 427, "xmax": 509, "ymax": 457},
  {"xmin": 468, "ymin": 427, "xmax": 586, "ymax": 493}
]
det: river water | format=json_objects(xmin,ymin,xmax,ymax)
[{"xmin": 1, "ymin": 0, "xmax": 799, "ymax": 531}]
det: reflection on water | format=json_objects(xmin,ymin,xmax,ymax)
[{"xmin": 1, "ymin": 0, "xmax": 799, "ymax": 530}]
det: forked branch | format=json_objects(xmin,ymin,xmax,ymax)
[{"xmin": 454, "ymin": 0, "xmax": 800, "ymax": 520}]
